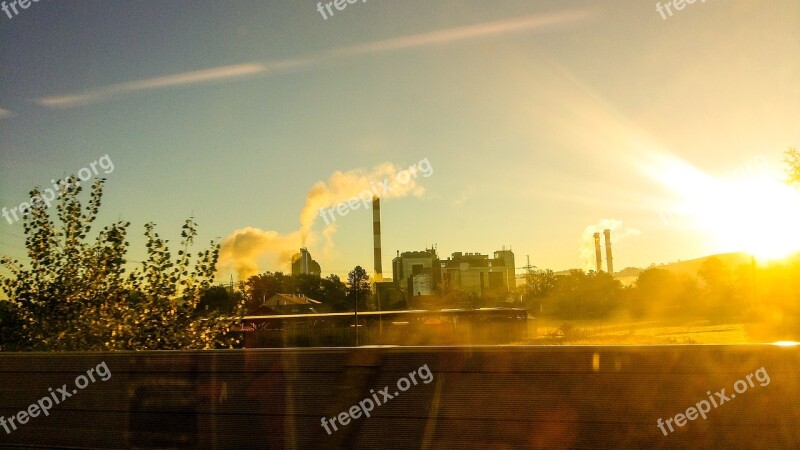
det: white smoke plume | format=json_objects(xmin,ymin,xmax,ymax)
[
  {"xmin": 219, "ymin": 161, "xmax": 428, "ymax": 281},
  {"xmin": 217, "ymin": 227, "xmax": 306, "ymax": 281},
  {"xmin": 299, "ymin": 162, "xmax": 426, "ymax": 244},
  {"xmin": 580, "ymin": 219, "xmax": 640, "ymax": 272}
]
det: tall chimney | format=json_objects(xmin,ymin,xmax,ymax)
[
  {"xmin": 593, "ymin": 232, "xmax": 602, "ymax": 273},
  {"xmin": 372, "ymin": 196, "xmax": 383, "ymax": 281},
  {"xmin": 603, "ymin": 229, "xmax": 613, "ymax": 275},
  {"xmin": 300, "ymin": 247, "xmax": 310, "ymax": 274}
]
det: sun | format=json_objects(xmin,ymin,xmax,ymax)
[
  {"xmin": 653, "ymin": 156, "xmax": 800, "ymax": 262},
  {"xmin": 697, "ymin": 170, "xmax": 800, "ymax": 261}
]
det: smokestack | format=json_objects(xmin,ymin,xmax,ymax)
[
  {"xmin": 373, "ymin": 196, "xmax": 383, "ymax": 281},
  {"xmin": 603, "ymin": 229, "xmax": 613, "ymax": 275},
  {"xmin": 593, "ymin": 232, "xmax": 602, "ymax": 273},
  {"xmin": 300, "ymin": 247, "xmax": 310, "ymax": 274}
]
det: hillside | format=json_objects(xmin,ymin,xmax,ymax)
[
  {"xmin": 614, "ymin": 252, "xmax": 754, "ymax": 285},
  {"xmin": 545, "ymin": 253, "xmax": 756, "ymax": 286}
]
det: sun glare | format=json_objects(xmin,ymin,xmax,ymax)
[{"xmin": 654, "ymin": 156, "xmax": 800, "ymax": 262}]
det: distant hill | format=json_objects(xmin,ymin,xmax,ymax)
[
  {"xmin": 546, "ymin": 253, "xmax": 755, "ymax": 286},
  {"xmin": 614, "ymin": 252, "xmax": 754, "ymax": 286}
]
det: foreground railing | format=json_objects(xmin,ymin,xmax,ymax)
[{"xmin": 0, "ymin": 345, "xmax": 798, "ymax": 449}]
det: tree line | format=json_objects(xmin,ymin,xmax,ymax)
[
  {"xmin": 521, "ymin": 256, "xmax": 755, "ymax": 321},
  {"xmin": 3, "ymin": 148, "xmax": 798, "ymax": 349},
  {"xmin": 0, "ymin": 178, "xmax": 243, "ymax": 351},
  {"xmin": 240, "ymin": 266, "xmax": 373, "ymax": 314},
  {"xmin": 0, "ymin": 175, "xmax": 386, "ymax": 351}
]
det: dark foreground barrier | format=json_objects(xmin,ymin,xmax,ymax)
[
  {"xmin": 0, "ymin": 345, "xmax": 798, "ymax": 449},
  {"xmin": 243, "ymin": 308, "xmax": 529, "ymax": 347}
]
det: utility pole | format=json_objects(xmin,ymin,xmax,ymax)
[
  {"xmin": 354, "ymin": 283, "xmax": 359, "ymax": 347},
  {"xmin": 517, "ymin": 255, "xmax": 537, "ymax": 307}
]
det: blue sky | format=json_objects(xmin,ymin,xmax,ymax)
[{"xmin": 1, "ymin": 0, "xmax": 799, "ymax": 282}]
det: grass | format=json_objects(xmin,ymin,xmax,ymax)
[{"xmin": 521, "ymin": 317, "xmax": 750, "ymax": 345}]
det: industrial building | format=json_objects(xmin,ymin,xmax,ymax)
[
  {"xmin": 391, "ymin": 247, "xmax": 516, "ymax": 301},
  {"xmin": 392, "ymin": 248, "xmax": 441, "ymax": 297},
  {"xmin": 441, "ymin": 249, "xmax": 516, "ymax": 297},
  {"xmin": 291, "ymin": 247, "xmax": 321, "ymax": 276}
]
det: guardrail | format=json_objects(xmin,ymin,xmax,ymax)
[{"xmin": 1, "ymin": 345, "xmax": 798, "ymax": 449}]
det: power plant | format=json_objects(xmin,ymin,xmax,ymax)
[
  {"xmin": 373, "ymin": 196, "xmax": 383, "ymax": 281},
  {"xmin": 593, "ymin": 229, "xmax": 614, "ymax": 275},
  {"xmin": 391, "ymin": 248, "xmax": 516, "ymax": 306},
  {"xmin": 594, "ymin": 232, "xmax": 602, "ymax": 273},
  {"xmin": 604, "ymin": 228, "xmax": 614, "ymax": 275},
  {"xmin": 288, "ymin": 194, "xmax": 624, "ymax": 308},
  {"xmin": 291, "ymin": 247, "xmax": 321, "ymax": 276}
]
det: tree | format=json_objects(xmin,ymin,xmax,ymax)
[
  {"xmin": 320, "ymin": 274, "xmax": 348, "ymax": 311},
  {"xmin": 294, "ymin": 273, "xmax": 324, "ymax": 301},
  {"xmin": 198, "ymin": 285, "xmax": 242, "ymax": 314},
  {"xmin": 436, "ymin": 282, "xmax": 471, "ymax": 309},
  {"xmin": 630, "ymin": 267, "xmax": 699, "ymax": 318},
  {"xmin": 0, "ymin": 176, "xmax": 244, "ymax": 351},
  {"xmin": 241, "ymin": 271, "xmax": 294, "ymax": 312},
  {"xmin": 697, "ymin": 257, "xmax": 737, "ymax": 320},
  {"xmin": 547, "ymin": 270, "xmax": 623, "ymax": 319},
  {"xmin": 243, "ymin": 272, "xmax": 282, "ymax": 312},
  {"xmin": 242, "ymin": 272, "xmax": 345, "ymax": 313},
  {"xmin": 0, "ymin": 300, "xmax": 25, "ymax": 351},
  {"xmin": 785, "ymin": 147, "xmax": 800, "ymax": 186},
  {"xmin": 523, "ymin": 269, "xmax": 557, "ymax": 313},
  {"xmin": 347, "ymin": 266, "xmax": 372, "ymax": 311}
]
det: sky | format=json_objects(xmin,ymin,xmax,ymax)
[{"xmin": 1, "ymin": 0, "xmax": 799, "ymax": 283}]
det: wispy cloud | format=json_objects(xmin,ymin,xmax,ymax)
[
  {"xmin": 37, "ymin": 60, "xmax": 311, "ymax": 108},
  {"xmin": 332, "ymin": 9, "xmax": 593, "ymax": 57},
  {"xmin": 35, "ymin": 9, "xmax": 593, "ymax": 109},
  {"xmin": 0, "ymin": 107, "xmax": 14, "ymax": 118}
]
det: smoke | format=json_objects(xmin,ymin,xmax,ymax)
[
  {"xmin": 320, "ymin": 223, "xmax": 338, "ymax": 259},
  {"xmin": 580, "ymin": 219, "xmax": 640, "ymax": 272},
  {"xmin": 299, "ymin": 162, "xmax": 425, "ymax": 244},
  {"xmin": 219, "ymin": 161, "xmax": 427, "ymax": 281},
  {"xmin": 217, "ymin": 227, "xmax": 305, "ymax": 281}
]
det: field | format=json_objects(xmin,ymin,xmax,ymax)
[{"xmin": 524, "ymin": 317, "xmax": 753, "ymax": 345}]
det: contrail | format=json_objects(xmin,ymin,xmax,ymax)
[
  {"xmin": 37, "ymin": 62, "xmax": 308, "ymax": 108},
  {"xmin": 36, "ymin": 9, "xmax": 593, "ymax": 108}
]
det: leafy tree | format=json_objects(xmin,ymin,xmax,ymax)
[
  {"xmin": 698, "ymin": 257, "xmax": 731, "ymax": 288},
  {"xmin": 294, "ymin": 273, "xmax": 324, "ymax": 301},
  {"xmin": 785, "ymin": 147, "xmax": 800, "ymax": 186},
  {"xmin": 436, "ymin": 283, "xmax": 471, "ymax": 309},
  {"xmin": 697, "ymin": 257, "xmax": 738, "ymax": 320},
  {"xmin": 242, "ymin": 272, "xmax": 347, "ymax": 312},
  {"xmin": 241, "ymin": 271, "xmax": 297, "ymax": 312},
  {"xmin": 523, "ymin": 268, "xmax": 557, "ymax": 313},
  {"xmin": 630, "ymin": 267, "xmax": 699, "ymax": 319},
  {"xmin": 243, "ymin": 272, "xmax": 282, "ymax": 312},
  {"xmin": 547, "ymin": 270, "xmax": 623, "ymax": 319},
  {"xmin": 347, "ymin": 266, "xmax": 372, "ymax": 311},
  {"xmin": 0, "ymin": 176, "xmax": 244, "ymax": 351},
  {"xmin": 0, "ymin": 300, "xmax": 26, "ymax": 351},
  {"xmin": 198, "ymin": 285, "xmax": 242, "ymax": 314},
  {"xmin": 321, "ymin": 274, "xmax": 348, "ymax": 311}
]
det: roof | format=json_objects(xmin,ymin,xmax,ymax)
[{"xmin": 264, "ymin": 293, "xmax": 322, "ymax": 306}]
